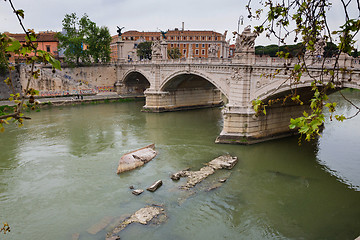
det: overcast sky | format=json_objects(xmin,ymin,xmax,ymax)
[{"xmin": 0, "ymin": 0, "xmax": 359, "ymax": 46}]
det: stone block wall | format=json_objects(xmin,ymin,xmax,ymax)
[
  {"xmin": 144, "ymin": 88, "xmax": 222, "ymax": 112},
  {"xmin": 18, "ymin": 64, "xmax": 117, "ymax": 97},
  {"xmin": 218, "ymin": 104, "xmax": 310, "ymax": 144}
]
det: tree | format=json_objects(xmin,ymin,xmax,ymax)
[
  {"xmin": 57, "ymin": 13, "xmax": 86, "ymax": 65},
  {"xmin": 247, "ymin": 0, "xmax": 360, "ymax": 142},
  {"xmin": 137, "ymin": 41, "xmax": 152, "ymax": 60},
  {"xmin": 57, "ymin": 13, "xmax": 112, "ymax": 65},
  {"xmin": 168, "ymin": 48, "xmax": 182, "ymax": 59},
  {"xmin": 86, "ymin": 24, "xmax": 112, "ymax": 63}
]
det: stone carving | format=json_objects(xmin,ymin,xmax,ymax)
[
  {"xmin": 152, "ymin": 40, "xmax": 161, "ymax": 56},
  {"xmin": 231, "ymin": 69, "xmax": 242, "ymax": 83},
  {"xmin": 234, "ymin": 25, "xmax": 257, "ymax": 53},
  {"xmin": 305, "ymin": 37, "xmax": 325, "ymax": 57},
  {"xmin": 208, "ymin": 43, "xmax": 219, "ymax": 58}
]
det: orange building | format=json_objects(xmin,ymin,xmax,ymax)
[
  {"xmin": 111, "ymin": 28, "xmax": 229, "ymax": 61},
  {"xmin": 5, "ymin": 31, "xmax": 59, "ymax": 63}
]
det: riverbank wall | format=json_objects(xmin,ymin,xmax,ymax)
[
  {"xmin": 0, "ymin": 64, "xmax": 118, "ymax": 100},
  {"xmin": 0, "ymin": 93, "xmax": 145, "ymax": 108}
]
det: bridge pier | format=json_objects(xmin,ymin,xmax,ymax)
[
  {"xmin": 216, "ymin": 103, "xmax": 310, "ymax": 144},
  {"xmin": 143, "ymin": 88, "xmax": 223, "ymax": 112}
]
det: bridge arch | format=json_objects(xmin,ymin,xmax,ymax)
[
  {"xmin": 121, "ymin": 70, "xmax": 151, "ymax": 95},
  {"xmin": 254, "ymin": 78, "xmax": 360, "ymax": 104},
  {"xmin": 160, "ymin": 70, "xmax": 229, "ymax": 99}
]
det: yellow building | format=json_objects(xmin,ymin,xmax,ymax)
[{"xmin": 110, "ymin": 27, "xmax": 229, "ymax": 61}]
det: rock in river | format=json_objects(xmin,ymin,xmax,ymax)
[
  {"xmin": 117, "ymin": 144, "xmax": 157, "ymax": 174},
  {"xmin": 106, "ymin": 205, "xmax": 166, "ymax": 239},
  {"xmin": 170, "ymin": 154, "xmax": 238, "ymax": 189},
  {"xmin": 147, "ymin": 180, "xmax": 163, "ymax": 192},
  {"xmin": 132, "ymin": 189, "xmax": 144, "ymax": 195}
]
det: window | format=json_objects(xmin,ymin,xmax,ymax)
[
  {"xmin": 183, "ymin": 49, "xmax": 186, "ymax": 55},
  {"xmin": 177, "ymin": 44, "xmax": 180, "ymax": 47},
  {"xmin": 183, "ymin": 44, "xmax": 186, "ymax": 48},
  {"xmin": 202, "ymin": 36, "xmax": 205, "ymax": 40},
  {"xmin": 195, "ymin": 49, "xmax": 199, "ymax": 55},
  {"xmin": 215, "ymin": 37, "xmax": 218, "ymax": 41},
  {"xmin": 151, "ymin": 37, "xmax": 154, "ymax": 40},
  {"xmin": 195, "ymin": 44, "xmax": 199, "ymax": 48},
  {"xmin": 171, "ymin": 36, "xmax": 174, "ymax": 40},
  {"xmin": 134, "ymin": 44, "xmax": 138, "ymax": 49},
  {"xmin": 201, "ymin": 49, "xmax": 205, "ymax": 55},
  {"xmin": 208, "ymin": 36, "xmax": 212, "ymax": 40},
  {"xmin": 171, "ymin": 44, "xmax": 174, "ymax": 47},
  {"xmin": 46, "ymin": 45, "xmax": 51, "ymax": 52},
  {"xmin": 178, "ymin": 36, "xmax": 180, "ymax": 40},
  {"xmin": 131, "ymin": 37, "xmax": 134, "ymax": 40},
  {"xmin": 202, "ymin": 44, "xmax": 205, "ymax": 48},
  {"xmin": 190, "ymin": 37, "xmax": 192, "ymax": 40}
]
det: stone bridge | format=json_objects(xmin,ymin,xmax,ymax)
[{"xmin": 115, "ymin": 37, "xmax": 360, "ymax": 144}]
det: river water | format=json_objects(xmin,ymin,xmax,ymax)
[{"xmin": 0, "ymin": 91, "xmax": 359, "ymax": 240}]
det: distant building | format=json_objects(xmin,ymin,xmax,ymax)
[
  {"xmin": 229, "ymin": 44, "xmax": 236, "ymax": 58},
  {"xmin": 110, "ymin": 28, "xmax": 229, "ymax": 61},
  {"xmin": 5, "ymin": 31, "xmax": 60, "ymax": 63}
]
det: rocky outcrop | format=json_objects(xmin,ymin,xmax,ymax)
[
  {"xmin": 117, "ymin": 144, "xmax": 157, "ymax": 174},
  {"xmin": 171, "ymin": 155, "xmax": 238, "ymax": 189},
  {"xmin": 106, "ymin": 205, "xmax": 166, "ymax": 239},
  {"xmin": 0, "ymin": 66, "xmax": 22, "ymax": 100}
]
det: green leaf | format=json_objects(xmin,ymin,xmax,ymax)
[
  {"xmin": 16, "ymin": 9, "xmax": 25, "ymax": 19},
  {"xmin": 335, "ymin": 115, "xmax": 346, "ymax": 122},
  {"xmin": 5, "ymin": 40, "xmax": 21, "ymax": 52}
]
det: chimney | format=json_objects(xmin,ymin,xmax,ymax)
[{"xmin": 182, "ymin": 22, "xmax": 184, "ymax": 31}]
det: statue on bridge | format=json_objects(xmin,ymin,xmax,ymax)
[
  {"xmin": 234, "ymin": 25, "xmax": 257, "ymax": 53},
  {"xmin": 233, "ymin": 25, "xmax": 258, "ymax": 64},
  {"xmin": 117, "ymin": 26, "xmax": 125, "ymax": 37},
  {"xmin": 208, "ymin": 43, "xmax": 219, "ymax": 58},
  {"xmin": 159, "ymin": 29, "xmax": 168, "ymax": 40},
  {"xmin": 305, "ymin": 37, "xmax": 325, "ymax": 58},
  {"xmin": 151, "ymin": 40, "xmax": 162, "ymax": 60}
]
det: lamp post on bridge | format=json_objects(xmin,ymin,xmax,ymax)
[{"xmin": 237, "ymin": 15, "xmax": 244, "ymax": 34}]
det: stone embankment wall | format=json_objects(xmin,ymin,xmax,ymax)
[
  {"xmin": 144, "ymin": 88, "xmax": 223, "ymax": 112},
  {"xmin": 0, "ymin": 66, "xmax": 22, "ymax": 100},
  {"xmin": 18, "ymin": 64, "xmax": 117, "ymax": 97}
]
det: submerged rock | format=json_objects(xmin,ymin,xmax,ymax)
[
  {"xmin": 117, "ymin": 144, "xmax": 157, "ymax": 174},
  {"xmin": 171, "ymin": 155, "xmax": 237, "ymax": 189},
  {"xmin": 72, "ymin": 233, "xmax": 80, "ymax": 240},
  {"xmin": 147, "ymin": 180, "xmax": 163, "ymax": 192},
  {"xmin": 106, "ymin": 205, "xmax": 166, "ymax": 239},
  {"xmin": 87, "ymin": 216, "xmax": 114, "ymax": 235}
]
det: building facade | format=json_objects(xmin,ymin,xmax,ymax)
[
  {"xmin": 5, "ymin": 31, "xmax": 59, "ymax": 63},
  {"xmin": 110, "ymin": 28, "xmax": 229, "ymax": 61}
]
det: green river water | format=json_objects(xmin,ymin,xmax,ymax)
[{"xmin": 0, "ymin": 91, "xmax": 359, "ymax": 240}]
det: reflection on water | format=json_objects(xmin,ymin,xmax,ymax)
[{"xmin": 0, "ymin": 92, "xmax": 359, "ymax": 240}]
